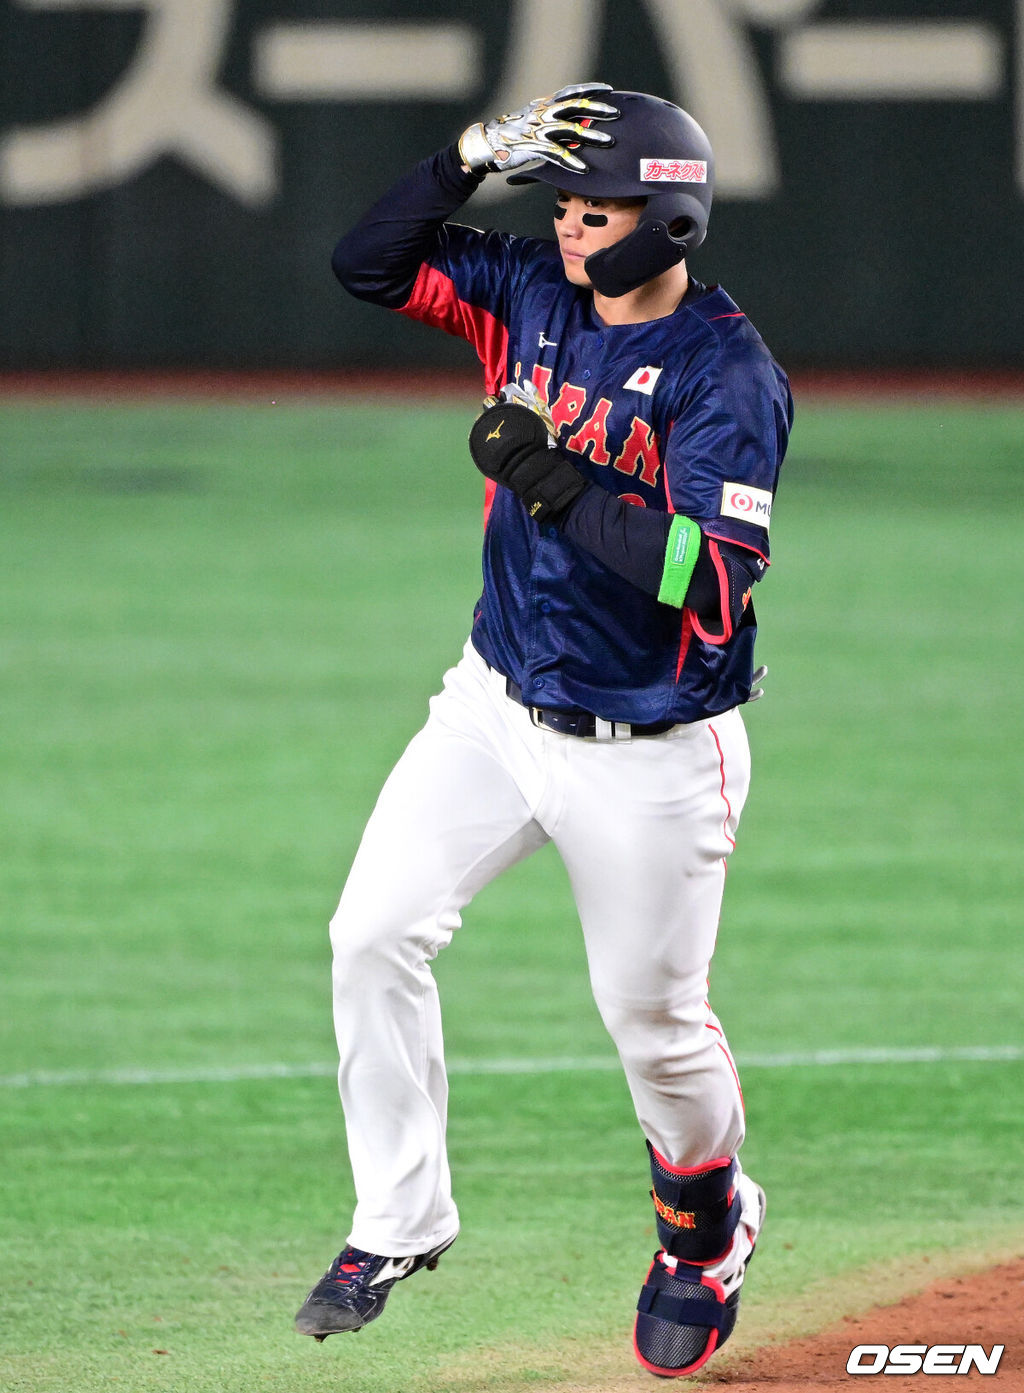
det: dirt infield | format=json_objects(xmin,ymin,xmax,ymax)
[
  {"xmin": 712, "ymin": 1257, "xmax": 1024, "ymax": 1391},
  {"xmin": 436, "ymin": 1257, "xmax": 1024, "ymax": 1393},
  {"xmin": 2, "ymin": 367, "xmax": 1024, "ymax": 402}
]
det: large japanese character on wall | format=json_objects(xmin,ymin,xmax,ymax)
[
  {"xmin": 1, "ymin": 0, "xmax": 276, "ymax": 205},
  {"xmin": 0, "ymin": 0, "xmax": 1012, "ymax": 207}
]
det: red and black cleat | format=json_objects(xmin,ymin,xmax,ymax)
[{"xmin": 295, "ymin": 1236, "xmax": 456, "ymax": 1341}]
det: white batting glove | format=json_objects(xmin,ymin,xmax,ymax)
[
  {"xmin": 481, "ymin": 380, "xmax": 559, "ymax": 448},
  {"xmin": 459, "ymin": 83, "xmax": 619, "ymax": 176}
]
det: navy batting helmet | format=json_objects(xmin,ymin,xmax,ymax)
[{"xmin": 507, "ymin": 90, "xmax": 714, "ymax": 298}]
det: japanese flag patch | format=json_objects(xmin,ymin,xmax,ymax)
[
  {"xmin": 623, "ymin": 365, "xmax": 662, "ymax": 394},
  {"xmin": 721, "ymin": 482, "xmax": 773, "ymax": 529}
]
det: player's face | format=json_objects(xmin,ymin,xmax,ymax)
[{"xmin": 554, "ymin": 192, "xmax": 645, "ymax": 288}]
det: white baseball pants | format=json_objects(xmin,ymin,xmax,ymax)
[{"xmin": 330, "ymin": 641, "xmax": 751, "ymax": 1257}]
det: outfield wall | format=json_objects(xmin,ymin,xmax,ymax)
[{"xmin": 1, "ymin": 0, "xmax": 1021, "ymax": 371}]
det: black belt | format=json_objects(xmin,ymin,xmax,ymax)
[{"xmin": 501, "ymin": 672, "xmax": 677, "ymax": 739}]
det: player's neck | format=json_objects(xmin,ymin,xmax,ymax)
[{"xmin": 592, "ymin": 263, "xmax": 690, "ymax": 327}]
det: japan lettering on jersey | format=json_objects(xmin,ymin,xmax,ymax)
[{"xmin": 397, "ymin": 223, "xmax": 792, "ymax": 725}]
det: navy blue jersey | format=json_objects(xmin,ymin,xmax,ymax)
[{"xmin": 336, "ymin": 150, "xmax": 792, "ymax": 724}]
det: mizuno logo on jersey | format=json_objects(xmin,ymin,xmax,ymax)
[
  {"xmin": 486, "ymin": 420, "xmax": 505, "ymax": 441},
  {"xmin": 623, "ymin": 365, "xmax": 662, "ymax": 395},
  {"xmin": 538, "ymin": 333, "xmax": 559, "ymax": 349},
  {"xmin": 721, "ymin": 483, "xmax": 773, "ymax": 529}
]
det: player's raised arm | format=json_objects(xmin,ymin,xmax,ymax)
[
  {"xmin": 330, "ymin": 146, "xmax": 484, "ymax": 308},
  {"xmin": 331, "ymin": 84, "xmax": 619, "ymax": 308}
]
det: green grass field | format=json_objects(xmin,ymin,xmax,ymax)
[{"xmin": 2, "ymin": 394, "xmax": 1022, "ymax": 1392}]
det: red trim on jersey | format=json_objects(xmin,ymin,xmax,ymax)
[
  {"xmin": 690, "ymin": 539, "xmax": 733, "ymax": 647},
  {"xmin": 707, "ymin": 312, "xmax": 746, "ymax": 321},
  {"xmin": 482, "ymin": 477, "xmax": 498, "ymax": 527},
  {"xmin": 661, "ymin": 420, "xmax": 677, "ymax": 513},
  {"xmin": 702, "ymin": 526, "xmax": 769, "ymax": 567},
  {"xmin": 675, "ymin": 608, "xmax": 694, "ymax": 681},
  {"xmin": 401, "ymin": 262, "xmax": 508, "ymax": 524},
  {"xmin": 399, "ymin": 263, "xmax": 509, "ymax": 396}
]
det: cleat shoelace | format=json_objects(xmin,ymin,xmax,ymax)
[{"xmin": 328, "ymin": 1249, "xmax": 373, "ymax": 1287}]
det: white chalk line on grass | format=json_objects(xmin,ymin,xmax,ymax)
[{"xmin": 1, "ymin": 1044, "xmax": 1021, "ymax": 1090}]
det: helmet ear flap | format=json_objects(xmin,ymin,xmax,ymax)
[{"xmin": 656, "ymin": 190, "xmax": 709, "ymax": 256}]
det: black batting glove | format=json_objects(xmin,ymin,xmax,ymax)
[{"xmin": 468, "ymin": 401, "xmax": 587, "ymax": 525}]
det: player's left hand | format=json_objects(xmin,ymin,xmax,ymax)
[
  {"xmin": 459, "ymin": 84, "xmax": 620, "ymax": 176},
  {"xmin": 469, "ymin": 392, "xmax": 587, "ymax": 525}
]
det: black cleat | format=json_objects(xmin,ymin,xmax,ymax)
[{"xmin": 295, "ymin": 1237, "xmax": 456, "ymax": 1340}]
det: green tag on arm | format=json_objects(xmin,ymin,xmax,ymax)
[{"xmin": 657, "ymin": 515, "xmax": 702, "ymax": 608}]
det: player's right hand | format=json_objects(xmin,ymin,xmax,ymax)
[{"xmin": 458, "ymin": 83, "xmax": 619, "ymax": 176}]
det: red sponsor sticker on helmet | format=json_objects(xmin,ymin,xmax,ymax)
[{"xmin": 640, "ymin": 159, "xmax": 708, "ymax": 183}]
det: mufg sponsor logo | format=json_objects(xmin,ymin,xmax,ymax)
[{"xmin": 721, "ymin": 483, "xmax": 773, "ymax": 529}]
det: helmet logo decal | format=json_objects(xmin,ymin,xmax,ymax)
[{"xmin": 640, "ymin": 159, "xmax": 708, "ymax": 183}]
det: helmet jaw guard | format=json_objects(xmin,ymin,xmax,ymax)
[
  {"xmin": 506, "ymin": 90, "xmax": 714, "ymax": 297},
  {"xmin": 583, "ymin": 191, "xmax": 710, "ymax": 297}
]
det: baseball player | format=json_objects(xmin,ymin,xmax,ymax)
[{"xmin": 295, "ymin": 85, "xmax": 792, "ymax": 1379}]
